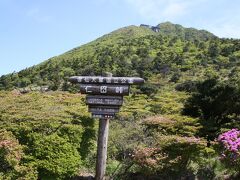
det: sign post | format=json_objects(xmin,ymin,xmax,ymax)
[
  {"xmin": 96, "ymin": 116, "xmax": 109, "ymax": 180},
  {"xmin": 69, "ymin": 74, "xmax": 144, "ymax": 180},
  {"xmin": 96, "ymin": 73, "xmax": 112, "ymax": 180}
]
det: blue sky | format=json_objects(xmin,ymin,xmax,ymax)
[{"xmin": 1, "ymin": 0, "xmax": 240, "ymax": 76}]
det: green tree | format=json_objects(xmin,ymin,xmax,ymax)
[
  {"xmin": 0, "ymin": 130, "xmax": 37, "ymax": 179},
  {"xmin": 183, "ymin": 77, "xmax": 240, "ymax": 139},
  {"xmin": 208, "ymin": 43, "xmax": 220, "ymax": 57},
  {"xmin": 26, "ymin": 133, "xmax": 81, "ymax": 180}
]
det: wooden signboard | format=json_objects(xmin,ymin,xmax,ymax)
[
  {"xmin": 88, "ymin": 105, "xmax": 120, "ymax": 114},
  {"xmin": 69, "ymin": 75, "xmax": 145, "ymax": 180},
  {"xmin": 79, "ymin": 84, "xmax": 129, "ymax": 95},
  {"xmin": 86, "ymin": 95, "xmax": 123, "ymax": 106}
]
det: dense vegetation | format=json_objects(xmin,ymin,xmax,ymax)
[{"xmin": 1, "ymin": 22, "xmax": 240, "ymax": 179}]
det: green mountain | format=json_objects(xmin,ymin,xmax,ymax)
[
  {"xmin": 141, "ymin": 22, "xmax": 217, "ymax": 41},
  {"xmin": 157, "ymin": 21, "xmax": 217, "ymax": 41},
  {"xmin": 1, "ymin": 21, "xmax": 236, "ymax": 91},
  {"xmin": 1, "ymin": 22, "xmax": 240, "ymax": 179}
]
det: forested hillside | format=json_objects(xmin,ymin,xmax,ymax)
[
  {"xmin": 1, "ymin": 22, "xmax": 240, "ymax": 179},
  {"xmin": 2, "ymin": 22, "xmax": 239, "ymax": 91}
]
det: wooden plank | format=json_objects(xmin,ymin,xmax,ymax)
[
  {"xmin": 80, "ymin": 84, "xmax": 129, "ymax": 95},
  {"xmin": 69, "ymin": 76, "xmax": 145, "ymax": 85},
  {"xmin": 88, "ymin": 105, "xmax": 120, "ymax": 114},
  {"xmin": 86, "ymin": 95, "xmax": 123, "ymax": 106}
]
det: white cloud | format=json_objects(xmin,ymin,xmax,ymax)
[
  {"xmin": 124, "ymin": 0, "xmax": 205, "ymax": 22},
  {"xmin": 162, "ymin": 1, "xmax": 187, "ymax": 18}
]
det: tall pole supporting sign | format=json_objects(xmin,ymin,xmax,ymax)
[
  {"xmin": 69, "ymin": 75, "xmax": 144, "ymax": 180},
  {"xmin": 96, "ymin": 109, "xmax": 109, "ymax": 180},
  {"xmin": 96, "ymin": 73, "xmax": 111, "ymax": 180}
]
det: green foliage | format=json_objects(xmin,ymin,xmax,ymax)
[
  {"xmin": 138, "ymin": 83, "xmax": 159, "ymax": 96},
  {"xmin": 0, "ymin": 21, "xmax": 240, "ymax": 178},
  {"xmin": 175, "ymin": 80, "xmax": 197, "ymax": 92},
  {"xmin": 148, "ymin": 90, "xmax": 188, "ymax": 115},
  {"xmin": 0, "ymin": 130, "xmax": 38, "ymax": 179},
  {"xmin": 183, "ymin": 75, "xmax": 240, "ymax": 139},
  {"xmin": 0, "ymin": 91, "xmax": 96, "ymax": 179},
  {"xmin": 26, "ymin": 133, "xmax": 81, "ymax": 179},
  {"xmin": 208, "ymin": 42, "xmax": 220, "ymax": 57},
  {"xmin": 133, "ymin": 136, "xmax": 207, "ymax": 178},
  {"xmin": 157, "ymin": 21, "xmax": 216, "ymax": 41}
]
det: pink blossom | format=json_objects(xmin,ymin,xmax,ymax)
[{"xmin": 218, "ymin": 128, "xmax": 240, "ymax": 160}]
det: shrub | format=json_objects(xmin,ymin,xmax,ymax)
[
  {"xmin": 183, "ymin": 77, "xmax": 240, "ymax": 139},
  {"xmin": 218, "ymin": 129, "xmax": 240, "ymax": 171},
  {"xmin": 26, "ymin": 133, "xmax": 81, "ymax": 180},
  {"xmin": 138, "ymin": 83, "xmax": 159, "ymax": 96},
  {"xmin": 133, "ymin": 135, "xmax": 208, "ymax": 178},
  {"xmin": 175, "ymin": 80, "xmax": 197, "ymax": 92},
  {"xmin": 0, "ymin": 130, "xmax": 37, "ymax": 179}
]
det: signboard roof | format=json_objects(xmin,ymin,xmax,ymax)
[{"xmin": 69, "ymin": 76, "xmax": 144, "ymax": 85}]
